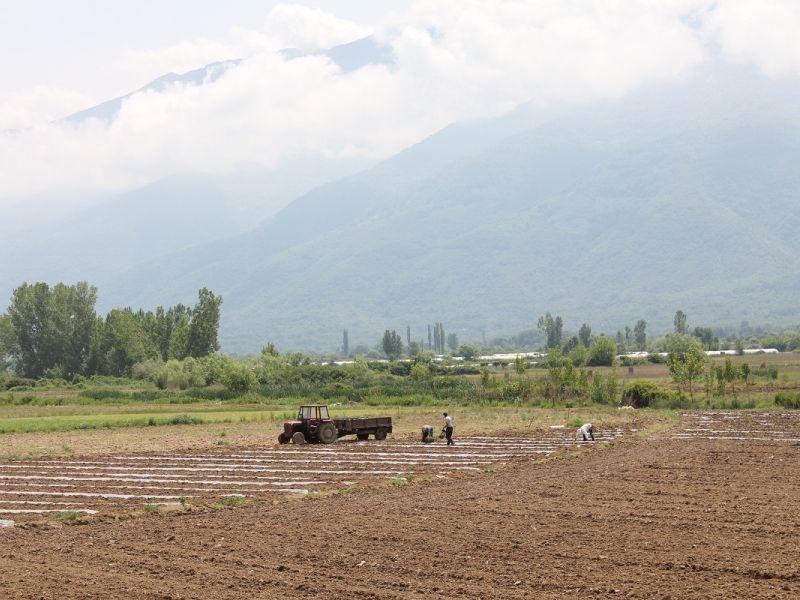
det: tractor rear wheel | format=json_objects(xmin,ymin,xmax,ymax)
[
  {"xmin": 291, "ymin": 431, "xmax": 306, "ymax": 445},
  {"xmin": 278, "ymin": 433, "xmax": 289, "ymax": 444},
  {"xmin": 318, "ymin": 422, "xmax": 337, "ymax": 444},
  {"xmin": 374, "ymin": 428, "xmax": 387, "ymax": 441},
  {"xmin": 356, "ymin": 433, "xmax": 370, "ymax": 441}
]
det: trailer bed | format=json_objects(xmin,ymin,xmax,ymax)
[{"xmin": 334, "ymin": 416, "xmax": 392, "ymax": 440}]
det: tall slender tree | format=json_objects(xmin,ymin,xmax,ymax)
[
  {"xmin": 674, "ymin": 310, "xmax": 689, "ymax": 335},
  {"xmin": 578, "ymin": 323, "xmax": 592, "ymax": 347},
  {"xmin": 186, "ymin": 288, "xmax": 222, "ymax": 358},
  {"xmin": 634, "ymin": 320, "xmax": 647, "ymax": 351},
  {"xmin": 381, "ymin": 330, "xmax": 403, "ymax": 360}
]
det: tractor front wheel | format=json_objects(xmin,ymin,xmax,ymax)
[
  {"xmin": 374, "ymin": 428, "xmax": 387, "ymax": 441},
  {"xmin": 292, "ymin": 432, "xmax": 307, "ymax": 445},
  {"xmin": 318, "ymin": 422, "xmax": 337, "ymax": 444},
  {"xmin": 278, "ymin": 433, "xmax": 289, "ymax": 444}
]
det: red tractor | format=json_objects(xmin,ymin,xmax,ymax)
[
  {"xmin": 279, "ymin": 404, "xmax": 338, "ymax": 445},
  {"xmin": 278, "ymin": 404, "xmax": 393, "ymax": 444}
]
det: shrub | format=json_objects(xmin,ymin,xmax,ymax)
[
  {"xmin": 217, "ymin": 495, "xmax": 247, "ymax": 508},
  {"xmin": 220, "ymin": 363, "xmax": 256, "ymax": 393},
  {"xmin": 0, "ymin": 376, "xmax": 36, "ymax": 390},
  {"xmin": 79, "ymin": 388, "xmax": 125, "ymax": 400},
  {"xmin": 165, "ymin": 414, "xmax": 204, "ymax": 425},
  {"xmin": 589, "ymin": 372, "xmax": 619, "ymax": 405},
  {"xmin": 775, "ymin": 392, "xmax": 800, "ymax": 409},
  {"xmin": 410, "ymin": 363, "xmax": 432, "ymax": 382},
  {"xmin": 52, "ymin": 510, "xmax": 79, "ymax": 523},
  {"xmin": 587, "ymin": 336, "xmax": 617, "ymax": 367},
  {"xmin": 621, "ymin": 381, "xmax": 674, "ymax": 408}
]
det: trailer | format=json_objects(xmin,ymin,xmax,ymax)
[
  {"xmin": 334, "ymin": 416, "xmax": 392, "ymax": 441},
  {"xmin": 278, "ymin": 404, "xmax": 392, "ymax": 444}
]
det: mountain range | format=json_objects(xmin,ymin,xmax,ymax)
[{"xmin": 3, "ymin": 53, "xmax": 800, "ymax": 353}]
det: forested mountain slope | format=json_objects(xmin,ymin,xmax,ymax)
[{"xmin": 97, "ymin": 67, "xmax": 800, "ymax": 352}]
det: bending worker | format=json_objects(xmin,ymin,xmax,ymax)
[
  {"xmin": 442, "ymin": 412, "xmax": 455, "ymax": 446},
  {"xmin": 578, "ymin": 422, "xmax": 595, "ymax": 441}
]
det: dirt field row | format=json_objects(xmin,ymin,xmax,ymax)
[
  {"xmin": 0, "ymin": 428, "xmax": 626, "ymax": 523},
  {"xmin": 0, "ymin": 411, "xmax": 798, "ymax": 598},
  {"xmin": 674, "ymin": 411, "xmax": 800, "ymax": 441}
]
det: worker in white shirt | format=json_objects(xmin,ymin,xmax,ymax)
[
  {"xmin": 577, "ymin": 422, "xmax": 595, "ymax": 441},
  {"xmin": 442, "ymin": 412, "xmax": 455, "ymax": 446}
]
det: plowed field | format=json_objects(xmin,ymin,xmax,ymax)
[
  {"xmin": 1, "ymin": 413, "xmax": 799, "ymax": 599},
  {"xmin": 0, "ymin": 428, "xmax": 625, "ymax": 522}
]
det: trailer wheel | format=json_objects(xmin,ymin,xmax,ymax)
[
  {"xmin": 318, "ymin": 422, "xmax": 337, "ymax": 444},
  {"xmin": 357, "ymin": 433, "xmax": 370, "ymax": 441},
  {"xmin": 374, "ymin": 428, "xmax": 387, "ymax": 441},
  {"xmin": 278, "ymin": 433, "xmax": 289, "ymax": 444},
  {"xmin": 291, "ymin": 432, "xmax": 307, "ymax": 445}
]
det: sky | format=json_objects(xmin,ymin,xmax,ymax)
[
  {"xmin": 0, "ymin": 1, "xmax": 412, "ymax": 98},
  {"xmin": 1, "ymin": 0, "xmax": 800, "ymax": 206}
]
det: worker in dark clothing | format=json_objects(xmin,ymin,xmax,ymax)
[{"xmin": 443, "ymin": 412, "xmax": 455, "ymax": 446}]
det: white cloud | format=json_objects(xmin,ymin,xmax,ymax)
[
  {"xmin": 1, "ymin": 0, "xmax": 798, "ymax": 204},
  {"xmin": 708, "ymin": 0, "xmax": 800, "ymax": 76},
  {"xmin": 0, "ymin": 86, "xmax": 94, "ymax": 130},
  {"xmin": 263, "ymin": 3, "xmax": 370, "ymax": 49},
  {"xmin": 122, "ymin": 3, "xmax": 370, "ymax": 87}
]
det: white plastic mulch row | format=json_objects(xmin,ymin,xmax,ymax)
[
  {"xmin": 673, "ymin": 412, "xmax": 800, "ymax": 442},
  {"xmin": 0, "ymin": 432, "xmax": 623, "ymax": 516}
]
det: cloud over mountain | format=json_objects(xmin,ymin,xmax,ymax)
[{"xmin": 0, "ymin": 0, "xmax": 730, "ymax": 205}]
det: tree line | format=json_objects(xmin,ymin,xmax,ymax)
[{"xmin": 0, "ymin": 282, "xmax": 221, "ymax": 379}]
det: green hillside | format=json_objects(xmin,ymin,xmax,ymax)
[{"xmin": 100, "ymin": 69, "xmax": 800, "ymax": 352}]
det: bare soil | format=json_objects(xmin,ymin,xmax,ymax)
[{"xmin": 1, "ymin": 414, "xmax": 799, "ymax": 599}]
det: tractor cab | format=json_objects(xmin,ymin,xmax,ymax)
[{"xmin": 278, "ymin": 404, "xmax": 337, "ymax": 445}]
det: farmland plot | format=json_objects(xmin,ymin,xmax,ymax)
[
  {"xmin": 674, "ymin": 411, "xmax": 800, "ymax": 442},
  {"xmin": 0, "ymin": 428, "xmax": 624, "ymax": 523}
]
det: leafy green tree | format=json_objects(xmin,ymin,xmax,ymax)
[
  {"xmin": 740, "ymin": 362, "xmax": 752, "ymax": 399},
  {"xmin": 616, "ymin": 330, "xmax": 625, "ymax": 353},
  {"xmin": 692, "ymin": 326, "xmax": 718, "ymax": 350},
  {"xmin": 186, "ymin": 288, "xmax": 222, "ymax": 358},
  {"xmin": 6, "ymin": 282, "xmax": 98, "ymax": 378},
  {"xmin": 537, "ymin": 313, "xmax": 563, "ymax": 348},
  {"xmin": 578, "ymin": 323, "xmax": 592, "ymax": 347},
  {"xmin": 735, "ymin": 338, "xmax": 745, "ymax": 356},
  {"xmin": 458, "ymin": 344, "xmax": 479, "ymax": 360},
  {"xmin": 633, "ymin": 319, "xmax": 647, "ymax": 351},
  {"xmin": 381, "ymin": 330, "xmax": 403, "ymax": 360},
  {"xmin": 0, "ymin": 314, "xmax": 13, "ymax": 373},
  {"xmin": 674, "ymin": 310, "xmax": 689, "ymax": 335},
  {"xmin": 723, "ymin": 357, "xmax": 740, "ymax": 395},
  {"xmin": 262, "ymin": 342, "xmax": 279, "ymax": 357},
  {"xmin": 568, "ymin": 343, "xmax": 589, "ymax": 367},
  {"xmin": 587, "ymin": 336, "xmax": 617, "ymax": 367},
  {"xmin": 714, "ymin": 365, "xmax": 726, "ymax": 397},
  {"xmin": 99, "ymin": 308, "xmax": 157, "ymax": 376},
  {"xmin": 563, "ymin": 335, "xmax": 579, "ymax": 353},
  {"xmin": 342, "ymin": 330, "xmax": 349, "ymax": 357},
  {"xmin": 514, "ymin": 355, "xmax": 526, "ymax": 377},
  {"xmin": 446, "ymin": 333, "xmax": 459, "ymax": 352},
  {"xmin": 666, "ymin": 338, "xmax": 706, "ymax": 399}
]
